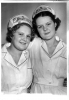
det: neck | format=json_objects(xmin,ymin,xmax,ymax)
[
  {"xmin": 7, "ymin": 44, "xmax": 22, "ymax": 57},
  {"xmin": 45, "ymin": 36, "xmax": 56, "ymax": 48}
]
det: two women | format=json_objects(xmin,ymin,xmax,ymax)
[{"xmin": 1, "ymin": 5, "xmax": 67, "ymax": 95}]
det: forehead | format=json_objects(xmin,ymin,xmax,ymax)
[
  {"xmin": 16, "ymin": 25, "xmax": 31, "ymax": 35},
  {"xmin": 36, "ymin": 16, "xmax": 52, "ymax": 25}
]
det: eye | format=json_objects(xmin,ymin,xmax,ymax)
[
  {"xmin": 18, "ymin": 33, "xmax": 24, "ymax": 36},
  {"xmin": 47, "ymin": 23, "xmax": 51, "ymax": 26},
  {"xmin": 27, "ymin": 35, "xmax": 31, "ymax": 39},
  {"xmin": 37, "ymin": 25, "xmax": 43, "ymax": 29},
  {"xmin": 19, "ymin": 33, "xmax": 22, "ymax": 35}
]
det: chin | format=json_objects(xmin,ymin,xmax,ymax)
[
  {"xmin": 16, "ymin": 46, "xmax": 27, "ymax": 51},
  {"xmin": 43, "ymin": 36, "xmax": 53, "ymax": 40},
  {"xmin": 42, "ymin": 36, "xmax": 49, "ymax": 40},
  {"xmin": 16, "ymin": 44, "xmax": 29, "ymax": 51},
  {"xmin": 20, "ymin": 47, "xmax": 28, "ymax": 51}
]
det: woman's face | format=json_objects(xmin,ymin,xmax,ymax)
[
  {"xmin": 36, "ymin": 16, "xmax": 56, "ymax": 40},
  {"xmin": 11, "ymin": 25, "xmax": 31, "ymax": 51}
]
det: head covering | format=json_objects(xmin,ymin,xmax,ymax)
[
  {"xmin": 8, "ymin": 14, "xmax": 32, "ymax": 28},
  {"xmin": 32, "ymin": 5, "xmax": 56, "ymax": 19}
]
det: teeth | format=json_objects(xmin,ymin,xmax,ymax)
[
  {"xmin": 20, "ymin": 42, "xmax": 26, "ymax": 44},
  {"xmin": 20, "ymin": 41, "xmax": 26, "ymax": 43}
]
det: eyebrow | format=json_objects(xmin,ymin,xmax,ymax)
[
  {"xmin": 37, "ymin": 21, "xmax": 52, "ymax": 26},
  {"xmin": 17, "ymin": 31, "xmax": 31, "ymax": 36}
]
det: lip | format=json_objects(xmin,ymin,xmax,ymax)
[
  {"xmin": 44, "ymin": 32, "xmax": 50, "ymax": 35},
  {"xmin": 20, "ymin": 41, "xmax": 27, "ymax": 45}
]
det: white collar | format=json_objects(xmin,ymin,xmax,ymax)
[
  {"xmin": 41, "ymin": 36, "xmax": 64, "ymax": 58},
  {"xmin": 2, "ymin": 43, "xmax": 29, "ymax": 68}
]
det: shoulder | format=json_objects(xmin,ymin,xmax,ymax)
[
  {"xmin": 32, "ymin": 37, "xmax": 42, "ymax": 44},
  {"xmin": 28, "ymin": 37, "xmax": 42, "ymax": 49},
  {"xmin": 1, "ymin": 43, "xmax": 11, "ymax": 58},
  {"xmin": 60, "ymin": 40, "xmax": 67, "ymax": 59},
  {"xmin": 56, "ymin": 36, "xmax": 66, "ymax": 50},
  {"xmin": 1, "ymin": 43, "xmax": 11, "ymax": 51},
  {"xmin": 1, "ymin": 43, "xmax": 7, "ymax": 59},
  {"xmin": 56, "ymin": 36, "xmax": 67, "ymax": 58}
]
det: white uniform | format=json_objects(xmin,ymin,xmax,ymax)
[
  {"xmin": 29, "ymin": 36, "xmax": 67, "ymax": 94},
  {"xmin": 1, "ymin": 43, "xmax": 32, "ymax": 94}
]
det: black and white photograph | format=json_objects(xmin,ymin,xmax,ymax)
[{"xmin": 0, "ymin": 1, "xmax": 68, "ymax": 100}]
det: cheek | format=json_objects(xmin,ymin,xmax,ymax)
[
  {"xmin": 38, "ymin": 29, "xmax": 43, "ymax": 34},
  {"xmin": 51, "ymin": 24, "xmax": 55, "ymax": 30},
  {"xmin": 28, "ymin": 40, "xmax": 31, "ymax": 44},
  {"xmin": 25, "ymin": 38, "xmax": 30, "ymax": 44},
  {"xmin": 13, "ymin": 37, "xmax": 20, "ymax": 44},
  {"xmin": 15, "ymin": 36, "xmax": 20, "ymax": 41}
]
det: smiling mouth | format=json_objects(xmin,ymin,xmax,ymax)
[
  {"xmin": 44, "ymin": 32, "xmax": 50, "ymax": 35},
  {"xmin": 20, "ymin": 41, "xmax": 27, "ymax": 45}
]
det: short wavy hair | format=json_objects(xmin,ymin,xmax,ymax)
[
  {"xmin": 32, "ymin": 11, "xmax": 61, "ymax": 38},
  {"xmin": 6, "ymin": 23, "xmax": 34, "ymax": 43}
]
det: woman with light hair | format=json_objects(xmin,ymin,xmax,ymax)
[{"xmin": 1, "ymin": 14, "xmax": 33, "ymax": 94}]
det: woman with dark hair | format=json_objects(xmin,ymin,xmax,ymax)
[
  {"xmin": 30, "ymin": 5, "xmax": 67, "ymax": 94},
  {"xmin": 1, "ymin": 14, "xmax": 33, "ymax": 93}
]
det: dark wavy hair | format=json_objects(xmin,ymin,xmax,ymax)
[
  {"xmin": 6, "ymin": 23, "xmax": 34, "ymax": 43},
  {"xmin": 32, "ymin": 11, "xmax": 61, "ymax": 38}
]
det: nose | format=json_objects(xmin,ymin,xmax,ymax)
[
  {"xmin": 43, "ymin": 25, "xmax": 47, "ymax": 31},
  {"xmin": 22, "ymin": 35, "xmax": 27, "ymax": 41}
]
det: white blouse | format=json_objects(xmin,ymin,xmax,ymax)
[
  {"xmin": 29, "ymin": 36, "xmax": 67, "ymax": 94},
  {"xmin": 1, "ymin": 43, "xmax": 32, "ymax": 94}
]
